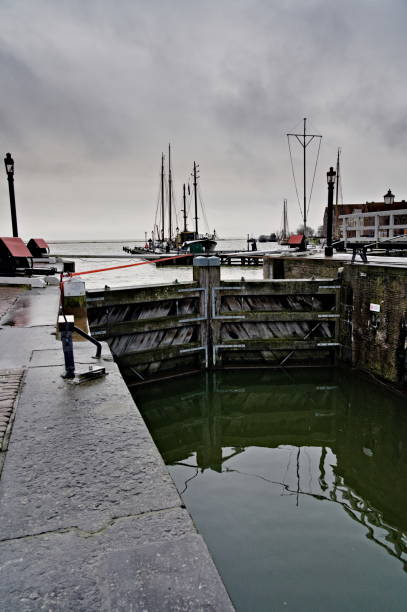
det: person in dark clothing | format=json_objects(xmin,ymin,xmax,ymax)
[{"xmin": 351, "ymin": 246, "xmax": 368, "ymax": 263}]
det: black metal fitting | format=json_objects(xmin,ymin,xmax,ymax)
[{"xmin": 58, "ymin": 315, "xmax": 75, "ymax": 379}]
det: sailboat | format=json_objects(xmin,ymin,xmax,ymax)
[
  {"xmin": 153, "ymin": 149, "xmax": 216, "ymax": 254},
  {"xmin": 279, "ymin": 199, "xmax": 290, "ymax": 245},
  {"xmin": 124, "ymin": 146, "xmax": 216, "ymax": 256}
]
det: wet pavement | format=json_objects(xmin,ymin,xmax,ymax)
[
  {"xmin": 0, "ymin": 287, "xmax": 25, "ymax": 320},
  {"xmin": 0, "ymin": 283, "xmax": 234, "ymax": 610},
  {"xmin": 0, "ymin": 286, "xmax": 60, "ymax": 369},
  {"xmin": 1, "ymin": 285, "xmax": 60, "ymax": 329}
]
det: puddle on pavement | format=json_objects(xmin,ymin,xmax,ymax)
[{"xmin": 1, "ymin": 289, "xmax": 60, "ymax": 327}]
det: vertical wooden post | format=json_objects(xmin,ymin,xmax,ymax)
[
  {"xmin": 192, "ymin": 256, "xmax": 221, "ymax": 369},
  {"xmin": 263, "ymin": 256, "xmax": 272, "ymax": 279}
]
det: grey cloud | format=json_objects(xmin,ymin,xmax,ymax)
[{"xmin": 1, "ymin": 0, "xmax": 407, "ymax": 238}]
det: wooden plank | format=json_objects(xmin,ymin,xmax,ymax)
[
  {"xmin": 91, "ymin": 314, "xmax": 202, "ymax": 338},
  {"xmin": 117, "ymin": 342, "xmax": 202, "ymax": 366},
  {"xmin": 86, "ymin": 282, "xmax": 199, "ymax": 308}
]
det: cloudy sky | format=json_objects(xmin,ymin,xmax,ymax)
[{"xmin": 1, "ymin": 0, "xmax": 406, "ymax": 239}]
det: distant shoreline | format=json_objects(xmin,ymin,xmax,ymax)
[{"xmin": 47, "ymin": 237, "xmax": 246, "ymax": 244}]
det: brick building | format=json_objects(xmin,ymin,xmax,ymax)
[{"xmin": 323, "ymin": 190, "xmax": 407, "ymax": 240}]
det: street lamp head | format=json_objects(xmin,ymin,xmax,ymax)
[
  {"xmin": 383, "ymin": 189, "xmax": 395, "ymax": 206},
  {"xmin": 327, "ymin": 166, "xmax": 336, "ymax": 184},
  {"xmin": 4, "ymin": 153, "xmax": 14, "ymax": 176}
]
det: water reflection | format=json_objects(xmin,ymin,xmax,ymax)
[{"xmin": 135, "ymin": 369, "xmax": 407, "ymax": 573}]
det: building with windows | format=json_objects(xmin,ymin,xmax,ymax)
[{"xmin": 323, "ymin": 190, "xmax": 407, "ymax": 247}]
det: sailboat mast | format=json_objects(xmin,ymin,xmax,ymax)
[
  {"xmin": 283, "ymin": 198, "xmax": 288, "ymax": 239},
  {"xmin": 168, "ymin": 144, "xmax": 172, "ymax": 241},
  {"xmin": 161, "ymin": 153, "xmax": 165, "ymax": 242},
  {"xmin": 193, "ymin": 161, "xmax": 198, "ymax": 236},
  {"xmin": 335, "ymin": 148, "xmax": 341, "ymax": 240},
  {"xmin": 335, "ymin": 147, "xmax": 340, "ymax": 207},
  {"xmin": 287, "ymin": 118, "xmax": 321, "ymax": 243},
  {"xmin": 303, "ymin": 118, "xmax": 307, "ymax": 237},
  {"xmin": 182, "ymin": 183, "xmax": 187, "ymax": 232}
]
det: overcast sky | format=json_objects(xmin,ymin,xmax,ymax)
[{"xmin": 1, "ymin": 0, "xmax": 406, "ymax": 239}]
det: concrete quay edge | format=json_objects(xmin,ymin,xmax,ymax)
[{"xmin": 0, "ymin": 286, "xmax": 235, "ymax": 611}]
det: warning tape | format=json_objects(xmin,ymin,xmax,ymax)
[{"xmin": 62, "ymin": 253, "xmax": 192, "ymax": 281}]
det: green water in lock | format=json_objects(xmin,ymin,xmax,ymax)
[{"xmin": 133, "ymin": 369, "xmax": 407, "ymax": 611}]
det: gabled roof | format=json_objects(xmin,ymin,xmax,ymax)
[
  {"xmin": 288, "ymin": 234, "xmax": 304, "ymax": 245},
  {"xmin": 335, "ymin": 201, "xmax": 407, "ymax": 215},
  {"xmin": 29, "ymin": 238, "xmax": 49, "ymax": 249},
  {"xmin": 0, "ymin": 237, "xmax": 32, "ymax": 257}
]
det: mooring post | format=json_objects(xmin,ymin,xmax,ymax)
[
  {"xmin": 58, "ymin": 314, "xmax": 75, "ymax": 378},
  {"xmin": 193, "ymin": 256, "xmax": 221, "ymax": 369},
  {"xmin": 62, "ymin": 276, "xmax": 89, "ymax": 333}
]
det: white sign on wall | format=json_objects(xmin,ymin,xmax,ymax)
[{"xmin": 370, "ymin": 303, "xmax": 381, "ymax": 313}]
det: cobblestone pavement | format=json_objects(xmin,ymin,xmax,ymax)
[
  {"xmin": 0, "ymin": 369, "xmax": 24, "ymax": 454},
  {"xmin": 0, "ymin": 287, "xmax": 25, "ymax": 320}
]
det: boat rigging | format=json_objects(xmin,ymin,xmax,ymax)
[
  {"xmin": 279, "ymin": 198, "xmax": 290, "ymax": 245},
  {"xmin": 128, "ymin": 147, "xmax": 216, "ymax": 256},
  {"xmin": 287, "ymin": 118, "xmax": 322, "ymax": 240}
]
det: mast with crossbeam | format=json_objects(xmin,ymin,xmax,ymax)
[{"xmin": 287, "ymin": 118, "xmax": 322, "ymax": 241}]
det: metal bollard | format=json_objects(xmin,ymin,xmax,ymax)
[{"xmin": 58, "ymin": 314, "xmax": 75, "ymax": 379}]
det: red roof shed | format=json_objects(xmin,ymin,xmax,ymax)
[
  {"xmin": 27, "ymin": 238, "xmax": 50, "ymax": 256},
  {"xmin": 30, "ymin": 238, "xmax": 49, "ymax": 249},
  {"xmin": 0, "ymin": 237, "xmax": 32, "ymax": 258},
  {"xmin": 288, "ymin": 234, "xmax": 306, "ymax": 249}
]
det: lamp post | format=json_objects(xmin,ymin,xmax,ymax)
[
  {"xmin": 4, "ymin": 153, "xmax": 18, "ymax": 237},
  {"xmin": 325, "ymin": 166, "xmax": 336, "ymax": 257}
]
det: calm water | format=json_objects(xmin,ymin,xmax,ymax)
[
  {"xmin": 49, "ymin": 239, "xmax": 274, "ymax": 288},
  {"xmin": 134, "ymin": 368, "xmax": 407, "ymax": 611}
]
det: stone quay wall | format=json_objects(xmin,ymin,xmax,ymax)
[{"xmin": 263, "ymin": 255, "xmax": 407, "ymax": 388}]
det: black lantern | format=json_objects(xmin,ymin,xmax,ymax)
[
  {"xmin": 383, "ymin": 189, "xmax": 394, "ymax": 206},
  {"xmin": 4, "ymin": 152, "xmax": 14, "ymax": 175},
  {"xmin": 327, "ymin": 166, "xmax": 336, "ymax": 185},
  {"xmin": 4, "ymin": 152, "xmax": 18, "ymax": 237}
]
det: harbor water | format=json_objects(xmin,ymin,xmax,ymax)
[
  {"xmin": 134, "ymin": 368, "xmax": 407, "ymax": 611},
  {"xmin": 49, "ymin": 239, "xmax": 273, "ymax": 288}
]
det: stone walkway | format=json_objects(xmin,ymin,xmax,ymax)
[{"xmin": 0, "ymin": 284, "xmax": 234, "ymax": 610}]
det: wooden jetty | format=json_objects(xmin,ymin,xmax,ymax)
[
  {"xmin": 52, "ymin": 250, "xmax": 281, "ymax": 266},
  {"xmin": 155, "ymin": 251, "xmax": 269, "ymax": 266}
]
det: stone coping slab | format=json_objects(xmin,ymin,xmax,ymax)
[
  {"xmin": 0, "ymin": 339, "xmax": 234, "ymax": 610},
  {"xmin": 0, "ymin": 359, "xmax": 182, "ymax": 539}
]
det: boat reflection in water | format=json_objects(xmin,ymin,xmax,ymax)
[{"xmin": 134, "ymin": 369, "xmax": 407, "ymax": 611}]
